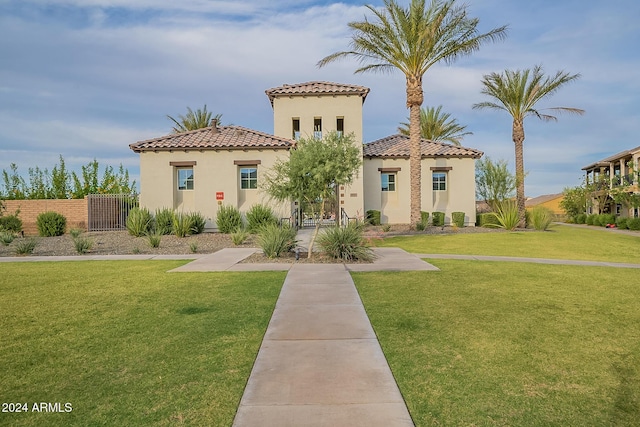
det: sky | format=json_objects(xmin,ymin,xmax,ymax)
[{"xmin": 1, "ymin": 0, "xmax": 638, "ymax": 198}]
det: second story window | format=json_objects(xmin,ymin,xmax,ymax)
[
  {"xmin": 336, "ymin": 117, "xmax": 344, "ymax": 137},
  {"xmin": 381, "ymin": 173, "xmax": 396, "ymax": 192},
  {"xmin": 314, "ymin": 117, "xmax": 322, "ymax": 139},
  {"xmin": 240, "ymin": 167, "xmax": 258, "ymax": 189},
  {"xmin": 433, "ymin": 172, "xmax": 447, "ymax": 191},
  {"xmin": 292, "ymin": 118, "xmax": 300, "ymax": 140},
  {"xmin": 177, "ymin": 168, "xmax": 194, "ymax": 190}
]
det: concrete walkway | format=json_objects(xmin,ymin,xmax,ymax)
[
  {"xmin": 415, "ymin": 253, "xmax": 640, "ymax": 269},
  {"xmin": 232, "ymin": 263, "xmax": 414, "ymax": 427}
]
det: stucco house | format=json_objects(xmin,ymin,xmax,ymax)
[
  {"xmin": 581, "ymin": 146, "xmax": 640, "ymax": 217},
  {"xmin": 130, "ymin": 81, "xmax": 483, "ymax": 230}
]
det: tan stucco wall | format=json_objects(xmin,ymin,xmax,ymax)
[
  {"xmin": 363, "ymin": 157, "xmax": 477, "ymax": 225},
  {"xmin": 138, "ymin": 149, "xmax": 290, "ymax": 230},
  {"xmin": 271, "ymin": 94, "xmax": 365, "ymax": 220}
]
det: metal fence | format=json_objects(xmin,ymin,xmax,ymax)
[{"xmin": 87, "ymin": 194, "xmax": 138, "ymax": 231}]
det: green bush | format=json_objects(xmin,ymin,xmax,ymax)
[
  {"xmin": 36, "ymin": 211, "xmax": 67, "ymax": 237},
  {"xmin": 318, "ymin": 223, "xmax": 374, "ymax": 262},
  {"xmin": 126, "ymin": 207, "xmax": 153, "ymax": 237},
  {"xmin": 477, "ymin": 212, "xmax": 500, "ymax": 228},
  {"xmin": 15, "ymin": 238, "xmax": 37, "ymax": 255},
  {"xmin": 381, "ymin": 224, "xmax": 391, "ymax": 232},
  {"xmin": 258, "ymin": 223, "xmax": 297, "ymax": 258},
  {"xmin": 231, "ymin": 227, "xmax": 250, "ymax": 245},
  {"xmin": 73, "ymin": 236, "xmax": 94, "ymax": 254},
  {"xmin": 627, "ymin": 218, "xmax": 640, "ymax": 231},
  {"xmin": 246, "ymin": 204, "xmax": 278, "ymax": 233},
  {"xmin": 420, "ymin": 211, "xmax": 430, "ymax": 226},
  {"xmin": 147, "ymin": 231, "xmax": 162, "ymax": 248},
  {"xmin": 172, "ymin": 213, "xmax": 194, "ymax": 238},
  {"xmin": 616, "ymin": 217, "xmax": 628, "ymax": 229},
  {"xmin": 586, "ymin": 214, "xmax": 597, "ymax": 225},
  {"xmin": 216, "ymin": 205, "xmax": 243, "ymax": 234},
  {"xmin": 452, "ymin": 212, "xmax": 465, "ymax": 228},
  {"xmin": 0, "ymin": 213, "xmax": 22, "ymax": 233},
  {"xmin": 366, "ymin": 210, "xmax": 381, "ymax": 226},
  {"xmin": 530, "ymin": 206, "xmax": 554, "ymax": 231},
  {"xmin": 432, "ymin": 212, "xmax": 445, "ymax": 227},
  {"xmin": 598, "ymin": 213, "xmax": 615, "ymax": 227},
  {"xmin": 1, "ymin": 231, "xmax": 15, "ymax": 246},
  {"xmin": 491, "ymin": 200, "xmax": 519, "ymax": 231},
  {"xmin": 575, "ymin": 213, "xmax": 587, "ymax": 224},
  {"xmin": 154, "ymin": 208, "xmax": 174, "ymax": 235},
  {"xmin": 187, "ymin": 212, "xmax": 206, "ymax": 234},
  {"xmin": 69, "ymin": 228, "xmax": 83, "ymax": 239},
  {"xmin": 415, "ymin": 221, "xmax": 426, "ymax": 231}
]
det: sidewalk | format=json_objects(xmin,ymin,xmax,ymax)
[{"xmin": 232, "ymin": 263, "xmax": 415, "ymax": 427}]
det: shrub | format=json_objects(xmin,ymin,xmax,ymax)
[
  {"xmin": 258, "ymin": 223, "xmax": 297, "ymax": 258},
  {"xmin": 381, "ymin": 224, "xmax": 391, "ymax": 232},
  {"xmin": 216, "ymin": 205, "xmax": 243, "ymax": 234},
  {"xmin": 187, "ymin": 212, "xmax": 206, "ymax": 234},
  {"xmin": 627, "ymin": 218, "xmax": 640, "ymax": 231},
  {"xmin": 586, "ymin": 214, "xmax": 597, "ymax": 225},
  {"xmin": 36, "ymin": 211, "xmax": 67, "ymax": 237},
  {"xmin": 154, "ymin": 208, "xmax": 174, "ymax": 235},
  {"xmin": 616, "ymin": 217, "xmax": 628, "ymax": 229},
  {"xmin": 598, "ymin": 213, "xmax": 615, "ymax": 227},
  {"xmin": 366, "ymin": 210, "xmax": 381, "ymax": 226},
  {"xmin": 490, "ymin": 200, "xmax": 519, "ymax": 231},
  {"xmin": 172, "ymin": 213, "xmax": 193, "ymax": 238},
  {"xmin": 1, "ymin": 231, "xmax": 15, "ymax": 246},
  {"xmin": 73, "ymin": 236, "xmax": 94, "ymax": 254},
  {"xmin": 576, "ymin": 213, "xmax": 587, "ymax": 224},
  {"xmin": 415, "ymin": 221, "xmax": 426, "ymax": 231},
  {"xmin": 432, "ymin": 212, "xmax": 445, "ymax": 227},
  {"xmin": 452, "ymin": 212, "xmax": 465, "ymax": 228},
  {"xmin": 231, "ymin": 227, "xmax": 250, "ymax": 245},
  {"xmin": 15, "ymin": 238, "xmax": 37, "ymax": 255},
  {"xmin": 126, "ymin": 207, "xmax": 153, "ymax": 237},
  {"xmin": 69, "ymin": 228, "xmax": 83, "ymax": 239},
  {"xmin": 189, "ymin": 242, "xmax": 198, "ymax": 253},
  {"xmin": 530, "ymin": 206, "xmax": 554, "ymax": 231},
  {"xmin": 246, "ymin": 204, "xmax": 278, "ymax": 233},
  {"xmin": 0, "ymin": 213, "xmax": 22, "ymax": 233},
  {"xmin": 147, "ymin": 231, "xmax": 162, "ymax": 248},
  {"xmin": 318, "ymin": 223, "xmax": 374, "ymax": 262},
  {"xmin": 420, "ymin": 211, "xmax": 430, "ymax": 226},
  {"xmin": 477, "ymin": 212, "xmax": 500, "ymax": 228}
]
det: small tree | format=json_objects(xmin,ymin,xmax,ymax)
[
  {"xmin": 263, "ymin": 132, "xmax": 362, "ymax": 258},
  {"xmin": 475, "ymin": 157, "xmax": 516, "ymax": 211},
  {"xmin": 560, "ymin": 181, "xmax": 589, "ymax": 220}
]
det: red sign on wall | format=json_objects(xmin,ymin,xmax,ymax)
[{"xmin": 216, "ymin": 192, "xmax": 224, "ymax": 200}]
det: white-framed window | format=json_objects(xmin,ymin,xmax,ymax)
[
  {"xmin": 240, "ymin": 167, "xmax": 258, "ymax": 189},
  {"xmin": 292, "ymin": 118, "xmax": 300, "ymax": 140},
  {"xmin": 177, "ymin": 168, "xmax": 194, "ymax": 190},
  {"xmin": 314, "ymin": 117, "xmax": 322, "ymax": 139},
  {"xmin": 336, "ymin": 117, "xmax": 344, "ymax": 137},
  {"xmin": 432, "ymin": 172, "xmax": 446, "ymax": 191},
  {"xmin": 381, "ymin": 173, "xmax": 396, "ymax": 192}
]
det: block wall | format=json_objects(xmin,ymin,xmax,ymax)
[{"xmin": 2, "ymin": 198, "xmax": 88, "ymax": 235}]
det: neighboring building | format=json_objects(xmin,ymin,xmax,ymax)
[
  {"xmin": 581, "ymin": 146, "xmax": 640, "ymax": 217},
  {"xmin": 130, "ymin": 81, "xmax": 483, "ymax": 230},
  {"xmin": 525, "ymin": 193, "xmax": 564, "ymax": 216}
]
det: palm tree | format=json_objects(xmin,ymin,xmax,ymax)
[
  {"xmin": 318, "ymin": 0, "xmax": 506, "ymax": 225},
  {"xmin": 398, "ymin": 105, "xmax": 472, "ymax": 145},
  {"xmin": 473, "ymin": 65, "xmax": 584, "ymax": 227},
  {"xmin": 167, "ymin": 105, "xmax": 222, "ymax": 133}
]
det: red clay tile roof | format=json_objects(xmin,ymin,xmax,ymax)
[
  {"xmin": 265, "ymin": 81, "xmax": 370, "ymax": 105},
  {"xmin": 363, "ymin": 135, "xmax": 483, "ymax": 159},
  {"xmin": 129, "ymin": 125, "xmax": 294, "ymax": 153}
]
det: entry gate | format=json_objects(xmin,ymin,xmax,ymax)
[{"xmin": 87, "ymin": 194, "xmax": 138, "ymax": 231}]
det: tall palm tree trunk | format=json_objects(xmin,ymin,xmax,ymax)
[
  {"xmin": 512, "ymin": 119, "xmax": 526, "ymax": 227},
  {"xmin": 408, "ymin": 76, "xmax": 423, "ymax": 226}
]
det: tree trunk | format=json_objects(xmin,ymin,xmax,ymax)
[
  {"xmin": 512, "ymin": 119, "xmax": 526, "ymax": 228},
  {"xmin": 407, "ymin": 75, "xmax": 424, "ymax": 226},
  {"xmin": 308, "ymin": 197, "xmax": 326, "ymax": 259}
]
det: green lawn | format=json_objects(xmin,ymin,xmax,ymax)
[
  {"xmin": 374, "ymin": 224, "xmax": 640, "ymax": 264},
  {"xmin": 0, "ymin": 261, "xmax": 285, "ymax": 427},
  {"xmin": 354, "ymin": 261, "xmax": 640, "ymax": 426}
]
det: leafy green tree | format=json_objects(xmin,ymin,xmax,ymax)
[
  {"xmin": 475, "ymin": 157, "xmax": 516, "ymax": 211},
  {"xmin": 560, "ymin": 182, "xmax": 589, "ymax": 220},
  {"xmin": 318, "ymin": 0, "xmax": 507, "ymax": 226},
  {"xmin": 263, "ymin": 132, "xmax": 362, "ymax": 258},
  {"xmin": 51, "ymin": 155, "xmax": 70, "ymax": 199},
  {"xmin": 167, "ymin": 105, "xmax": 222, "ymax": 133},
  {"xmin": 1, "ymin": 164, "xmax": 27, "ymax": 200},
  {"xmin": 398, "ymin": 105, "xmax": 472, "ymax": 145},
  {"xmin": 473, "ymin": 65, "xmax": 584, "ymax": 227}
]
